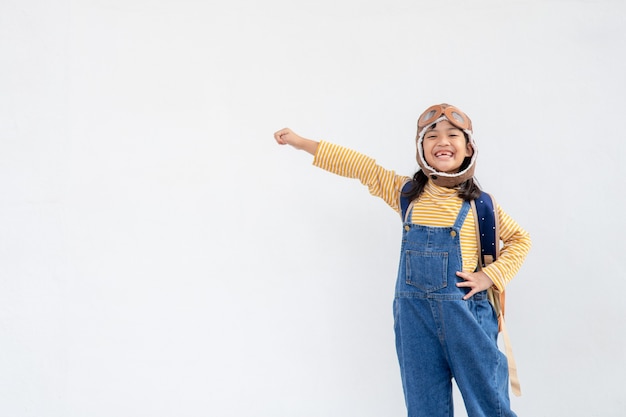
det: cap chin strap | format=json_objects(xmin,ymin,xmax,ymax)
[{"xmin": 416, "ymin": 116, "xmax": 478, "ymax": 188}]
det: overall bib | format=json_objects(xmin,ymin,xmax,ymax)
[{"xmin": 394, "ymin": 202, "xmax": 516, "ymax": 417}]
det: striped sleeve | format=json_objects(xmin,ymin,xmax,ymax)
[
  {"xmin": 482, "ymin": 204, "xmax": 532, "ymax": 291},
  {"xmin": 313, "ymin": 141, "xmax": 410, "ymax": 212}
]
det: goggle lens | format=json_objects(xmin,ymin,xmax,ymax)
[
  {"xmin": 450, "ymin": 111, "xmax": 465, "ymax": 125},
  {"xmin": 417, "ymin": 105, "xmax": 471, "ymax": 132},
  {"xmin": 422, "ymin": 110, "xmax": 437, "ymax": 122}
]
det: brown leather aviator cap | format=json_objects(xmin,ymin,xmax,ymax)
[{"xmin": 415, "ymin": 103, "xmax": 478, "ymax": 188}]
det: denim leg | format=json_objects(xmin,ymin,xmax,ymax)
[
  {"xmin": 394, "ymin": 297, "xmax": 454, "ymax": 417},
  {"xmin": 442, "ymin": 298, "xmax": 517, "ymax": 417}
]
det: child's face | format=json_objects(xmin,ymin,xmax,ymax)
[{"xmin": 420, "ymin": 120, "xmax": 473, "ymax": 174}]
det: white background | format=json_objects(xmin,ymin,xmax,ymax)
[{"xmin": 1, "ymin": 0, "xmax": 625, "ymax": 416}]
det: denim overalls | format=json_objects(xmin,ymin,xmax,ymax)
[{"xmin": 394, "ymin": 201, "xmax": 516, "ymax": 417}]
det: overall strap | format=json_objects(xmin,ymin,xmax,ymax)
[{"xmin": 452, "ymin": 201, "xmax": 471, "ymax": 231}]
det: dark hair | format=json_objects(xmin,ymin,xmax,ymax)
[
  {"xmin": 402, "ymin": 170, "xmax": 481, "ymax": 203},
  {"xmin": 403, "ymin": 126, "xmax": 481, "ymax": 202}
]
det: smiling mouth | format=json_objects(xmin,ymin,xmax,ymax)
[{"xmin": 435, "ymin": 151, "xmax": 453, "ymax": 158}]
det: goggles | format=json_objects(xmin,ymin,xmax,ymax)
[{"xmin": 417, "ymin": 104, "xmax": 472, "ymax": 132}]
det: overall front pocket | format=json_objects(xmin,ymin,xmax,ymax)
[{"xmin": 405, "ymin": 250, "xmax": 448, "ymax": 292}]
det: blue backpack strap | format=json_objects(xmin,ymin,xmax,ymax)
[
  {"xmin": 473, "ymin": 192, "xmax": 519, "ymax": 393},
  {"xmin": 400, "ymin": 180, "xmax": 413, "ymax": 221},
  {"xmin": 471, "ymin": 191, "xmax": 504, "ymax": 327},
  {"xmin": 474, "ymin": 191, "xmax": 498, "ymax": 267}
]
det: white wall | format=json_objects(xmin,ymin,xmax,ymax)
[{"xmin": 1, "ymin": 0, "xmax": 625, "ymax": 416}]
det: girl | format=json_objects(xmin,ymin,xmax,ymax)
[{"xmin": 273, "ymin": 103, "xmax": 531, "ymax": 417}]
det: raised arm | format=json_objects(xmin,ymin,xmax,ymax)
[
  {"xmin": 277, "ymin": 130, "xmax": 412, "ymax": 213},
  {"xmin": 274, "ymin": 128, "xmax": 319, "ymax": 155}
]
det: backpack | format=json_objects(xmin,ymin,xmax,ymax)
[{"xmin": 399, "ymin": 181, "xmax": 521, "ymax": 396}]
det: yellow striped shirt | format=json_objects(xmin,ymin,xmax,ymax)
[{"xmin": 313, "ymin": 141, "xmax": 531, "ymax": 291}]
